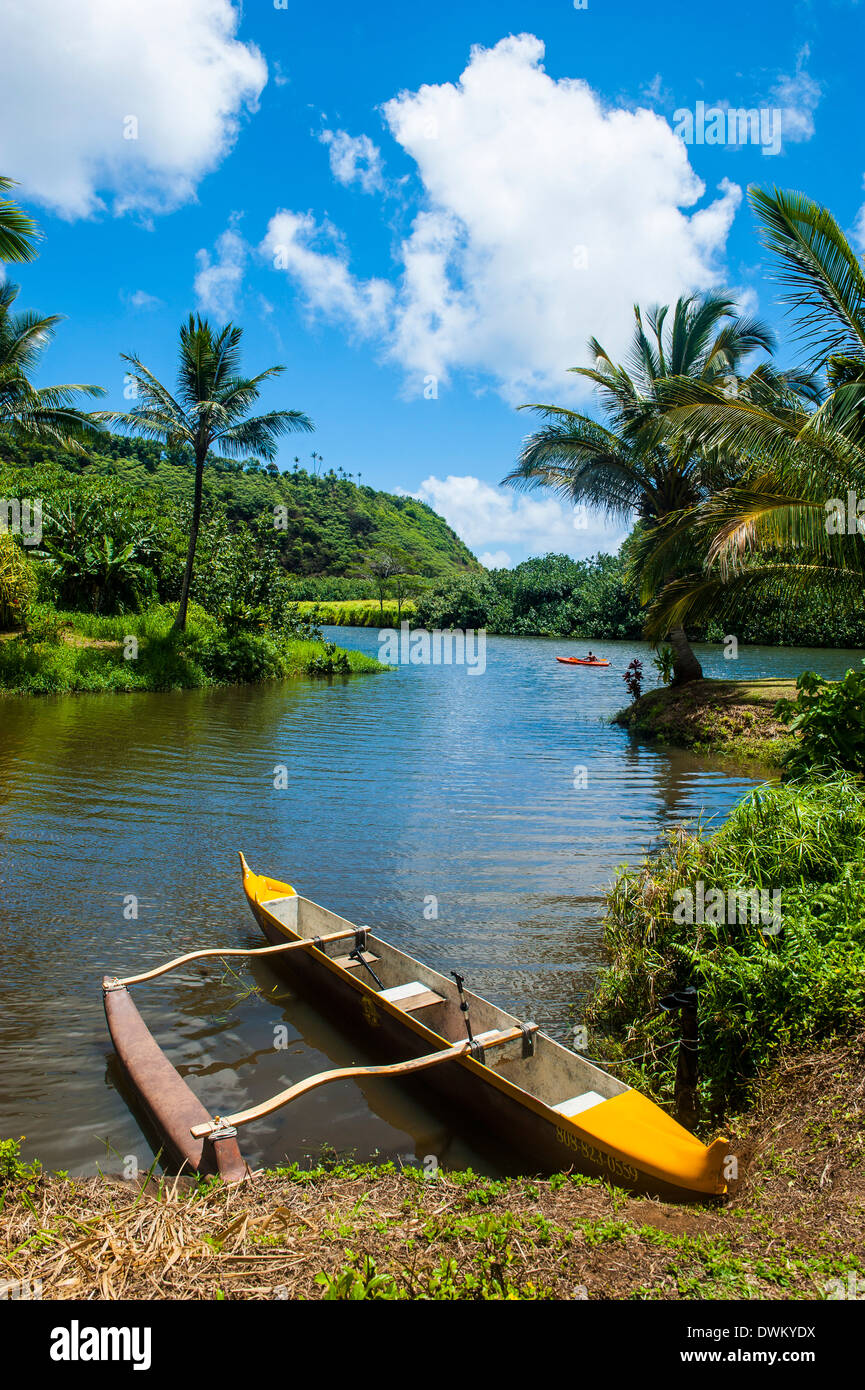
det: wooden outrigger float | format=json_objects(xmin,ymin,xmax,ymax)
[{"xmin": 102, "ymin": 854, "xmax": 729, "ymax": 1200}]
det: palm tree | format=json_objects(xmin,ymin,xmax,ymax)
[
  {"xmin": 0, "ymin": 280, "xmax": 104, "ymax": 444},
  {"xmin": 503, "ymin": 294, "xmax": 775, "ymax": 684},
  {"xmin": 99, "ymin": 315, "xmax": 313, "ymax": 631},
  {"xmin": 639, "ymin": 189, "xmax": 865, "ymax": 638},
  {"xmin": 0, "ymin": 177, "xmax": 39, "ymax": 263}
]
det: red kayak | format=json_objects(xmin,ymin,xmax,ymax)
[{"xmin": 556, "ymin": 656, "xmax": 610, "ymax": 667}]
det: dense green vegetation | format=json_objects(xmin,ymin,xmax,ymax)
[
  {"xmin": 586, "ymin": 774, "xmax": 865, "ymax": 1116},
  {"xmin": 414, "ymin": 552, "xmax": 643, "ymax": 636},
  {"xmin": 293, "ymin": 598, "xmax": 416, "ymax": 627},
  {"xmin": 0, "ymin": 602, "xmax": 383, "ymax": 695},
  {"xmin": 636, "ymin": 189, "xmax": 865, "ymax": 647},
  {"xmin": 95, "ymin": 314, "xmax": 315, "ymax": 632},
  {"xmin": 0, "ymin": 432, "xmax": 478, "ymax": 582},
  {"xmin": 412, "ymin": 548, "xmax": 865, "ymax": 645},
  {"xmin": 775, "ymin": 661, "xmax": 865, "ymax": 776}
]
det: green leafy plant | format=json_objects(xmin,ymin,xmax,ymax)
[
  {"xmin": 0, "ymin": 1137, "xmax": 41, "ymax": 1185},
  {"xmin": 651, "ymin": 644, "xmax": 675, "ymax": 685},
  {"xmin": 775, "ymin": 663, "xmax": 865, "ymax": 776},
  {"xmin": 305, "ymin": 639, "xmax": 351, "ymax": 677},
  {"xmin": 314, "ymin": 1253, "xmax": 401, "ymax": 1300},
  {"xmin": 587, "ymin": 774, "xmax": 865, "ymax": 1114},
  {"xmin": 99, "ymin": 315, "xmax": 313, "ymax": 631},
  {"xmin": 0, "ymin": 532, "xmax": 35, "ymax": 628}
]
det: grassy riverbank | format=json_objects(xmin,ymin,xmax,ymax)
[
  {"xmin": 2, "ymin": 1034, "xmax": 862, "ymax": 1300},
  {"xmin": 586, "ymin": 774, "xmax": 865, "ymax": 1116},
  {"xmin": 293, "ymin": 598, "xmax": 416, "ymax": 627},
  {"xmin": 0, "ymin": 604, "xmax": 385, "ymax": 696},
  {"xmin": 615, "ymin": 678, "xmax": 800, "ymax": 764}
]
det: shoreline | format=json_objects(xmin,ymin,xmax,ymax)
[
  {"xmin": 614, "ymin": 677, "xmax": 800, "ymax": 765},
  {"xmin": 3, "ymin": 1036, "xmax": 861, "ymax": 1300},
  {"xmin": 0, "ymin": 606, "xmax": 387, "ymax": 697}
]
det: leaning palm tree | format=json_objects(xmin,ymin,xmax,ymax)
[
  {"xmin": 0, "ymin": 280, "xmax": 105, "ymax": 445},
  {"xmin": 503, "ymin": 294, "xmax": 775, "ymax": 683},
  {"xmin": 0, "ymin": 177, "xmax": 39, "ymax": 263},
  {"xmin": 98, "ymin": 315, "xmax": 314, "ymax": 631},
  {"xmin": 640, "ymin": 188, "xmax": 865, "ymax": 638}
]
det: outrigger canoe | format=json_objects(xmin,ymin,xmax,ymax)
[
  {"xmin": 102, "ymin": 854, "xmax": 728, "ymax": 1200},
  {"xmin": 556, "ymin": 656, "xmax": 610, "ymax": 667}
]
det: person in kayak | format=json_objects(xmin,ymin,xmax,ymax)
[{"xmin": 587, "ymin": 650, "xmax": 597, "ymax": 662}]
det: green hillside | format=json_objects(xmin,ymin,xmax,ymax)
[{"xmin": 0, "ymin": 434, "xmax": 481, "ymax": 580}]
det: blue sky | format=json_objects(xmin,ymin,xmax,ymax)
[{"xmin": 1, "ymin": 0, "xmax": 863, "ymax": 565}]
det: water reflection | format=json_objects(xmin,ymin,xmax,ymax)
[{"xmin": 0, "ymin": 634, "xmax": 859, "ymax": 1174}]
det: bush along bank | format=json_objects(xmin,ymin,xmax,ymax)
[
  {"xmin": 584, "ymin": 773, "xmax": 865, "ymax": 1119},
  {"xmin": 0, "ymin": 603, "xmax": 385, "ymax": 696}
]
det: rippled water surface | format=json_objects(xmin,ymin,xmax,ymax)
[{"xmin": 1, "ymin": 633, "xmax": 859, "ymax": 1175}]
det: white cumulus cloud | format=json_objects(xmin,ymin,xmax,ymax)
[
  {"xmin": 194, "ymin": 224, "xmax": 248, "ymax": 319},
  {"xmin": 264, "ymin": 34, "xmax": 742, "ymax": 402},
  {"xmin": 121, "ymin": 289, "xmax": 163, "ymax": 310},
  {"xmin": 769, "ymin": 46, "xmax": 821, "ymax": 144},
  {"xmin": 319, "ymin": 130, "xmax": 384, "ymax": 193},
  {"xmin": 405, "ymin": 474, "xmax": 627, "ymax": 565},
  {"xmin": 261, "ymin": 211, "xmax": 394, "ymax": 334},
  {"xmin": 0, "ymin": 0, "xmax": 267, "ymax": 218}
]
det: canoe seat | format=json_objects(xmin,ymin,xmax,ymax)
[
  {"xmin": 378, "ymin": 981, "xmax": 445, "ymax": 1013},
  {"xmin": 553, "ymin": 1091, "xmax": 606, "ymax": 1118},
  {"xmin": 332, "ymin": 951, "xmax": 380, "ymax": 970}
]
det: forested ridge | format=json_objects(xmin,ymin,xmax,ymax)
[{"xmin": 0, "ymin": 432, "xmax": 481, "ymax": 579}]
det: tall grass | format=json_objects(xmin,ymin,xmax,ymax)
[
  {"xmin": 0, "ymin": 603, "xmax": 383, "ymax": 695},
  {"xmin": 586, "ymin": 775, "xmax": 865, "ymax": 1115},
  {"xmin": 294, "ymin": 599, "xmax": 416, "ymax": 627}
]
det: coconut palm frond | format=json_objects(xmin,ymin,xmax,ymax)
[
  {"xmin": 0, "ymin": 177, "xmax": 40, "ymax": 263},
  {"xmin": 644, "ymin": 558, "xmax": 865, "ymax": 640},
  {"xmin": 750, "ymin": 186, "xmax": 865, "ymax": 364}
]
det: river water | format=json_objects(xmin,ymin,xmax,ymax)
[{"xmin": 0, "ymin": 634, "xmax": 860, "ymax": 1177}]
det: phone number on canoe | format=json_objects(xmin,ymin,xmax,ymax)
[{"xmin": 555, "ymin": 1127, "xmax": 639, "ymax": 1184}]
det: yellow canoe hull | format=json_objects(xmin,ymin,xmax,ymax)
[{"xmin": 239, "ymin": 855, "xmax": 728, "ymax": 1201}]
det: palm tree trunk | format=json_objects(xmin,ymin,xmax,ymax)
[
  {"xmin": 668, "ymin": 625, "xmax": 703, "ymax": 686},
  {"xmin": 173, "ymin": 449, "xmax": 206, "ymax": 633}
]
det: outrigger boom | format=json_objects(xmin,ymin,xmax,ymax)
[{"xmin": 191, "ymin": 1025, "xmax": 536, "ymax": 1139}]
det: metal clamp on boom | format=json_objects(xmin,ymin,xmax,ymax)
[
  {"xmin": 207, "ymin": 1120, "xmax": 238, "ymax": 1142},
  {"xmin": 520, "ymin": 1022, "xmax": 537, "ymax": 1058}
]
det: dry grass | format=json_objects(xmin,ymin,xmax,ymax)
[{"xmin": 3, "ymin": 1037, "xmax": 863, "ymax": 1301}]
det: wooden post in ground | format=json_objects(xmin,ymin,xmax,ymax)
[{"xmin": 660, "ymin": 985, "xmax": 699, "ymax": 1130}]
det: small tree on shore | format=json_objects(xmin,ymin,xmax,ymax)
[{"xmin": 365, "ymin": 551, "xmax": 402, "ymax": 618}]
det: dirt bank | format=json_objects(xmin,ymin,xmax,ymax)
[
  {"xmin": 615, "ymin": 678, "xmax": 799, "ymax": 765},
  {"xmin": 3, "ymin": 1036, "xmax": 862, "ymax": 1300}
]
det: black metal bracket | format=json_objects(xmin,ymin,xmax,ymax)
[
  {"xmin": 451, "ymin": 970, "xmax": 476, "ymax": 1044},
  {"xmin": 520, "ymin": 1022, "xmax": 537, "ymax": 1059},
  {"xmin": 349, "ymin": 926, "xmax": 384, "ymax": 989}
]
